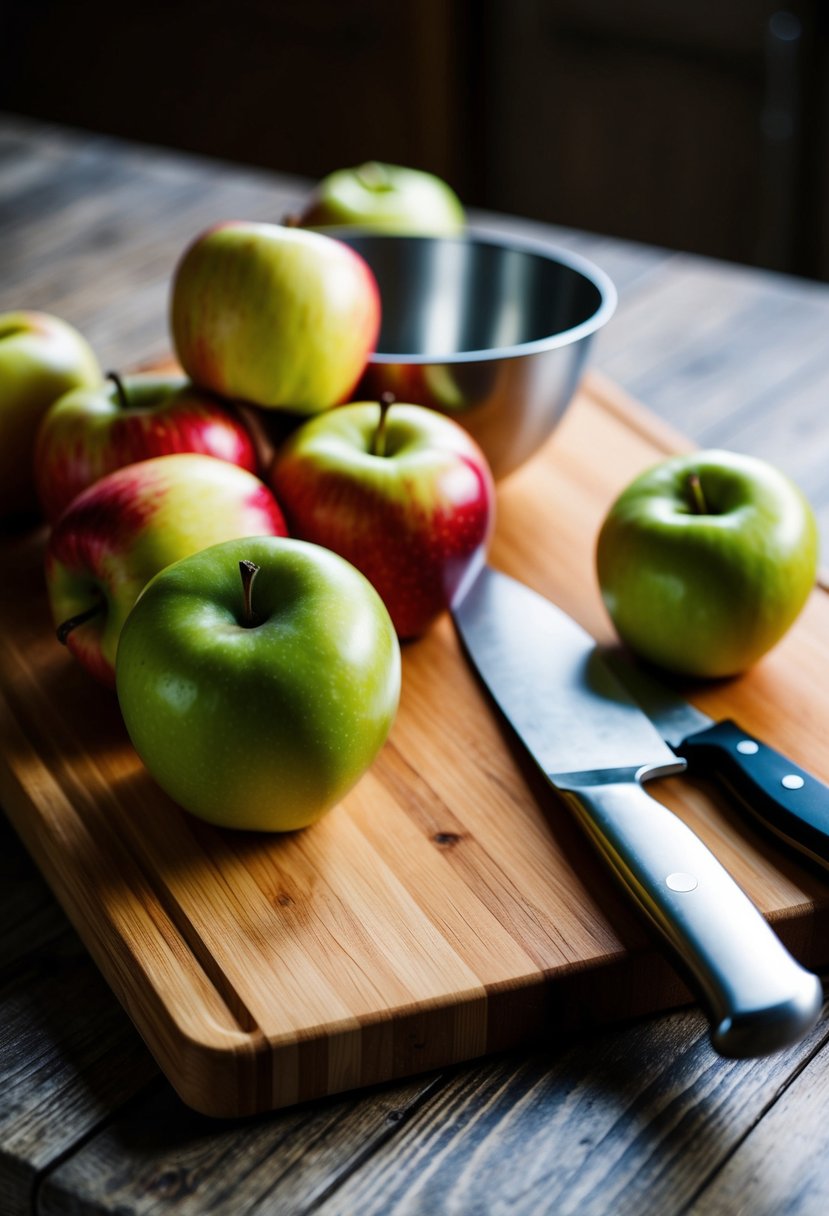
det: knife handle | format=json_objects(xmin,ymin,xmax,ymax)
[
  {"xmin": 678, "ymin": 720, "xmax": 829, "ymax": 871},
  {"xmin": 558, "ymin": 774, "xmax": 824, "ymax": 1057}
]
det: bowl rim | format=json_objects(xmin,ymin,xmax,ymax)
[{"xmin": 328, "ymin": 226, "xmax": 618, "ymax": 365}]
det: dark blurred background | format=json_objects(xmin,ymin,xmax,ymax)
[{"xmin": 2, "ymin": 0, "xmax": 827, "ymax": 281}]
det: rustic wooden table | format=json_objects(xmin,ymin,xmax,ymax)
[{"xmin": 2, "ymin": 114, "xmax": 829, "ymax": 1216}]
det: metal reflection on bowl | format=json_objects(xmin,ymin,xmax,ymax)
[{"xmin": 337, "ymin": 230, "xmax": 617, "ymax": 480}]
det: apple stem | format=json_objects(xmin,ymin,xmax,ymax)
[
  {"xmin": 106, "ymin": 370, "xmax": 129, "ymax": 410},
  {"xmin": 280, "ymin": 212, "xmax": 301, "ymax": 228},
  {"xmin": 372, "ymin": 392, "xmax": 396, "ymax": 458},
  {"xmin": 686, "ymin": 471, "xmax": 709, "ymax": 515},
  {"xmin": 356, "ymin": 161, "xmax": 391, "ymax": 192},
  {"xmin": 239, "ymin": 560, "xmax": 261, "ymax": 627},
  {"xmin": 56, "ymin": 601, "xmax": 103, "ymax": 645}
]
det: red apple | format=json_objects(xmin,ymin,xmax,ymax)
[
  {"xmin": 45, "ymin": 453, "xmax": 287, "ymax": 687},
  {"xmin": 170, "ymin": 222, "xmax": 380, "ymax": 413},
  {"xmin": 35, "ymin": 371, "xmax": 258, "ymax": 522},
  {"xmin": 0, "ymin": 310, "xmax": 101, "ymax": 520},
  {"xmin": 269, "ymin": 398, "xmax": 496, "ymax": 638}
]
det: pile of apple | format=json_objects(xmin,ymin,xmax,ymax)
[
  {"xmin": 9, "ymin": 156, "xmax": 817, "ymax": 837},
  {"xmin": 2, "ymin": 211, "xmax": 494, "ymax": 833}
]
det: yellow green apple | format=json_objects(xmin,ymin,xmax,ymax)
[
  {"xmin": 297, "ymin": 161, "xmax": 465, "ymax": 236},
  {"xmin": 596, "ymin": 449, "xmax": 819, "ymax": 677},
  {"xmin": 0, "ymin": 310, "xmax": 101, "ymax": 519},
  {"xmin": 170, "ymin": 222, "xmax": 380, "ymax": 413}
]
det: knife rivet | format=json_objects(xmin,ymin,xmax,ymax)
[
  {"xmin": 666, "ymin": 872, "xmax": 698, "ymax": 893},
  {"xmin": 782, "ymin": 774, "xmax": 805, "ymax": 790},
  {"xmin": 736, "ymin": 740, "xmax": 759, "ymax": 754}
]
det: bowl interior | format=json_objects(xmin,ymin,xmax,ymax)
[{"xmin": 338, "ymin": 233, "xmax": 607, "ymax": 361}]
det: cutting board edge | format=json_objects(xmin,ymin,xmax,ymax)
[
  {"xmin": 167, "ymin": 900, "xmax": 829, "ymax": 1117},
  {"xmin": 7, "ymin": 694, "xmax": 828, "ymax": 1123},
  {"xmin": 0, "ymin": 682, "xmax": 261, "ymax": 1041}
]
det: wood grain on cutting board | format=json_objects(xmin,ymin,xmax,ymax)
[{"xmin": 1, "ymin": 371, "xmax": 827, "ymax": 1118}]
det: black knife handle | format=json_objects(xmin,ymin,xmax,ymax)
[{"xmin": 677, "ymin": 720, "xmax": 829, "ymax": 870}]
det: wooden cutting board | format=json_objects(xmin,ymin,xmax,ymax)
[{"xmin": 2, "ymin": 371, "xmax": 828, "ymax": 1118}]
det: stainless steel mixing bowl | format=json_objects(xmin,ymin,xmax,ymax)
[{"xmin": 338, "ymin": 230, "xmax": 617, "ymax": 479}]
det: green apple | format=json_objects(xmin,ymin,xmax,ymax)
[
  {"xmin": 170, "ymin": 221, "xmax": 381, "ymax": 413},
  {"xmin": 116, "ymin": 536, "xmax": 401, "ymax": 832},
  {"xmin": 297, "ymin": 161, "xmax": 465, "ymax": 236},
  {"xmin": 596, "ymin": 449, "xmax": 819, "ymax": 678},
  {"xmin": 0, "ymin": 310, "xmax": 101, "ymax": 519}
]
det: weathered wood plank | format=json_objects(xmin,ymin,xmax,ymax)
[
  {"xmin": 35, "ymin": 1007, "xmax": 829, "ymax": 1216},
  {"xmin": 0, "ymin": 117, "xmax": 308, "ymax": 371},
  {"xmin": 599, "ymin": 255, "xmax": 829, "ymax": 435},
  {"xmin": 716, "ymin": 357, "xmax": 829, "ymax": 516},
  {"xmin": 685, "ymin": 1043, "xmax": 829, "ymax": 1215},
  {"xmin": 308, "ymin": 1011, "xmax": 829, "ymax": 1216},
  {"xmin": 0, "ymin": 817, "xmax": 157, "ymax": 1216},
  {"xmin": 37, "ymin": 1073, "xmax": 443, "ymax": 1216}
]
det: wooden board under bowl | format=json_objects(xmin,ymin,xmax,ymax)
[{"xmin": 1, "ymin": 371, "xmax": 828, "ymax": 1117}]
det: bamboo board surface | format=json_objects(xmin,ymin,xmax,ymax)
[{"xmin": 1, "ymin": 370, "xmax": 828, "ymax": 1119}]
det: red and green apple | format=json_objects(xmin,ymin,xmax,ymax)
[
  {"xmin": 35, "ymin": 371, "xmax": 258, "ymax": 522},
  {"xmin": 45, "ymin": 452, "xmax": 287, "ymax": 687},
  {"xmin": 269, "ymin": 398, "xmax": 496, "ymax": 638},
  {"xmin": 170, "ymin": 221, "xmax": 380, "ymax": 413},
  {"xmin": 116, "ymin": 536, "xmax": 401, "ymax": 832},
  {"xmin": 0, "ymin": 310, "xmax": 101, "ymax": 520},
  {"xmin": 596, "ymin": 449, "xmax": 819, "ymax": 678}
]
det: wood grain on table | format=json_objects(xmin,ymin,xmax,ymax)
[{"xmin": 2, "ymin": 114, "xmax": 829, "ymax": 1215}]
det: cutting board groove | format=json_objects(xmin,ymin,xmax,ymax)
[{"xmin": 2, "ymin": 371, "xmax": 828, "ymax": 1117}]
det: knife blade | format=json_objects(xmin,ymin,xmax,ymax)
[
  {"xmin": 604, "ymin": 650, "xmax": 829, "ymax": 873},
  {"xmin": 452, "ymin": 566, "xmax": 823, "ymax": 1058}
]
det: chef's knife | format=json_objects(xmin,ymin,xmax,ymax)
[
  {"xmin": 605, "ymin": 651, "xmax": 829, "ymax": 872},
  {"xmin": 452, "ymin": 566, "xmax": 823, "ymax": 1058}
]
